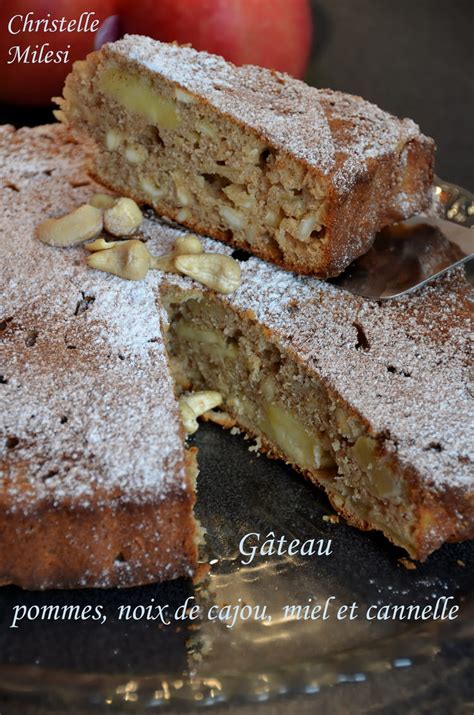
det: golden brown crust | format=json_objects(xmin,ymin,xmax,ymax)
[
  {"xmin": 59, "ymin": 36, "xmax": 435, "ymax": 278},
  {"xmin": 0, "ymin": 440, "xmax": 199, "ymax": 591},
  {"xmin": 322, "ymin": 139, "xmax": 435, "ymax": 277},
  {"xmin": 0, "ymin": 123, "xmax": 199, "ymax": 590},
  {"xmin": 0, "ymin": 485, "xmax": 197, "ymax": 591}
]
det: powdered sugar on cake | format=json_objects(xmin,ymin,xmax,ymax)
[
  {"xmin": 109, "ymin": 35, "xmax": 429, "ymax": 195},
  {"xmin": 224, "ymin": 258, "xmax": 473, "ymax": 493},
  {"xmin": 0, "ymin": 125, "xmax": 190, "ymax": 510},
  {"xmin": 1, "ymin": 125, "xmax": 472, "ymax": 517}
]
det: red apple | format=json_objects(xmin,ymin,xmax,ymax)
[
  {"xmin": 0, "ymin": 0, "xmax": 117, "ymax": 106},
  {"xmin": 120, "ymin": 0, "xmax": 313, "ymax": 78}
]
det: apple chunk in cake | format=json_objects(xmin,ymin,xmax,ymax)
[
  {"xmin": 161, "ymin": 276, "xmax": 473, "ymax": 562},
  {"xmin": 57, "ymin": 35, "xmax": 434, "ymax": 277}
]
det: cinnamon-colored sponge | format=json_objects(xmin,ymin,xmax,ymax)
[
  {"xmin": 0, "ymin": 124, "xmax": 198, "ymax": 589},
  {"xmin": 57, "ymin": 35, "xmax": 434, "ymax": 278},
  {"xmin": 1, "ymin": 125, "xmax": 471, "ymax": 587}
]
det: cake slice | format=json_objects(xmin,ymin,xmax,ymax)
[
  {"xmin": 56, "ymin": 35, "xmax": 434, "ymax": 278},
  {"xmin": 160, "ymin": 262, "xmax": 473, "ymax": 561},
  {"xmin": 0, "ymin": 125, "xmax": 199, "ymax": 589}
]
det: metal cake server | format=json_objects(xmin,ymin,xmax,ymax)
[{"xmin": 330, "ymin": 178, "xmax": 474, "ymax": 300}]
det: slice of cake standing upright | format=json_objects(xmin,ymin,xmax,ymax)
[{"xmin": 57, "ymin": 35, "xmax": 434, "ymax": 277}]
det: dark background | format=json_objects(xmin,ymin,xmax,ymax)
[
  {"xmin": 1, "ymin": 0, "xmax": 473, "ymax": 190},
  {"xmin": 308, "ymin": 0, "xmax": 474, "ymax": 189}
]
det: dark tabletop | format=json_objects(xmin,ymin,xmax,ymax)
[{"xmin": 0, "ymin": 2, "xmax": 472, "ymax": 714}]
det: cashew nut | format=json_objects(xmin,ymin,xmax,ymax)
[
  {"xmin": 38, "ymin": 204, "xmax": 103, "ymax": 247},
  {"xmin": 88, "ymin": 193, "xmax": 117, "ymax": 210},
  {"xmin": 174, "ymin": 253, "xmax": 241, "ymax": 294},
  {"xmin": 86, "ymin": 239, "xmax": 152, "ymax": 281},
  {"xmin": 179, "ymin": 391, "xmax": 223, "ymax": 434},
  {"xmin": 85, "ymin": 238, "xmax": 116, "ymax": 252},
  {"xmin": 151, "ymin": 234, "xmax": 203, "ymax": 274},
  {"xmin": 103, "ymin": 197, "xmax": 143, "ymax": 237}
]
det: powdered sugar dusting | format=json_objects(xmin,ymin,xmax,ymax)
[
  {"xmin": 223, "ymin": 257, "xmax": 473, "ymax": 494},
  {"xmin": 0, "ymin": 125, "xmax": 190, "ymax": 511},
  {"xmin": 1, "ymin": 124, "xmax": 472, "ymax": 518},
  {"xmin": 319, "ymin": 89, "xmax": 422, "ymax": 193},
  {"xmin": 107, "ymin": 36, "xmax": 431, "ymax": 195}
]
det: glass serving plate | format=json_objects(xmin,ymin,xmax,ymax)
[{"xmin": 0, "ymin": 181, "xmax": 473, "ymax": 713}]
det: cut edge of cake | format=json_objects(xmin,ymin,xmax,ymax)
[
  {"xmin": 1, "ymin": 124, "xmax": 472, "ymax": 592},
  {"xmin": 56, "ymin": 35, "xmax": 435, "ymax": 278},
  {"xmin": 159, "ymin": 284, "xmax": 473, "ymax": 562}
]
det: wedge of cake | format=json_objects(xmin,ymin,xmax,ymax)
[
  {"xmin": 56, "ymin": 35, "xmax": 434, "ymax": 278},
  {"xmin": 160, "ymin": 261, "xmax": 473, "ymax": 562},
  {"xmin": 0, "ymin": 125, "xmax": 198, "ymax": 589},
  {"xmin": 1, "ymin": 125, "xmax": 471, "ymax": 592}
]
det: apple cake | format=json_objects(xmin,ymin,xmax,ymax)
[
  {"xmin": 161, "ymin": 261, "xmax": 473, "ymax": 562},
  {"xmin": 56, "ymin": 35, "xmax": 434, "ymax": 278},
  {"xmin": 0, "ymin": 124, "xmax": 198, "ymax": 589},
  {"xmin": 0, "ymin": 125, "xmax": 472, "ymax": 591}
]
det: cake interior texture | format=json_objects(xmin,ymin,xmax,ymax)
[
  {"xmin": 160, "ymin": 282, "xmax": 473, "ymax": 563},
  {"xmin": 0, "ymin": 125, "xmax": 200, "ymax": 590},
  {"xmin": 1, "ymin": 125, "xmax": 471, "ymax": 590},
  {"xmin": 57, "ymin": 36, "xmax": 434, "ymax": 277}
]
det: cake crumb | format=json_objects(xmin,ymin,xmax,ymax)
[
  {"xmin": 457, "ymin": 559, "xmax": 465, "ymax": 567},
  {"xmin": 322, "ymin": 514, "xmax": 340, "ymax": 524},
  {"xmin": 398, "ymin": 558, "xmax": 417, "ymax": 570},
  {"xmin": 248, "ymin": 436, "xmax": 262, "ymax": 454}
]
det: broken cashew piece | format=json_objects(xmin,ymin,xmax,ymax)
[
  {"xmin": 86, "ymin": 239, "xmax": 152, "ymax": 280},
  {"xmin": 103, "ymin": 197, "xmax": 143, "ymax": 237},
  {"xmin": 85, "ymin": 238, "xmax": 116, "ymax": 252},
  {"xmin": 150, "ymin": 253, "xmax": 178, "ymax": 273},
  {"xmin": 179, "ymin": 391, "xmax": 223, "ymax": 434},
  {"xmin": 88, "ymin": 193, "xmax": 117, "ymax": 210},
  {"xmin": 174, "ymin": 235, "xmax": 203, "ymax": 256},
  {"xmin": 151, "ymin": 234, "xmax": 203, "ymax": 274},
  {"xmin": 38, "ymin": 204, "xmax": 102, "ymax": 247},
  {"xmin": 174, "ymin": 253, "xmax": 241, "ymax": 294}
]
